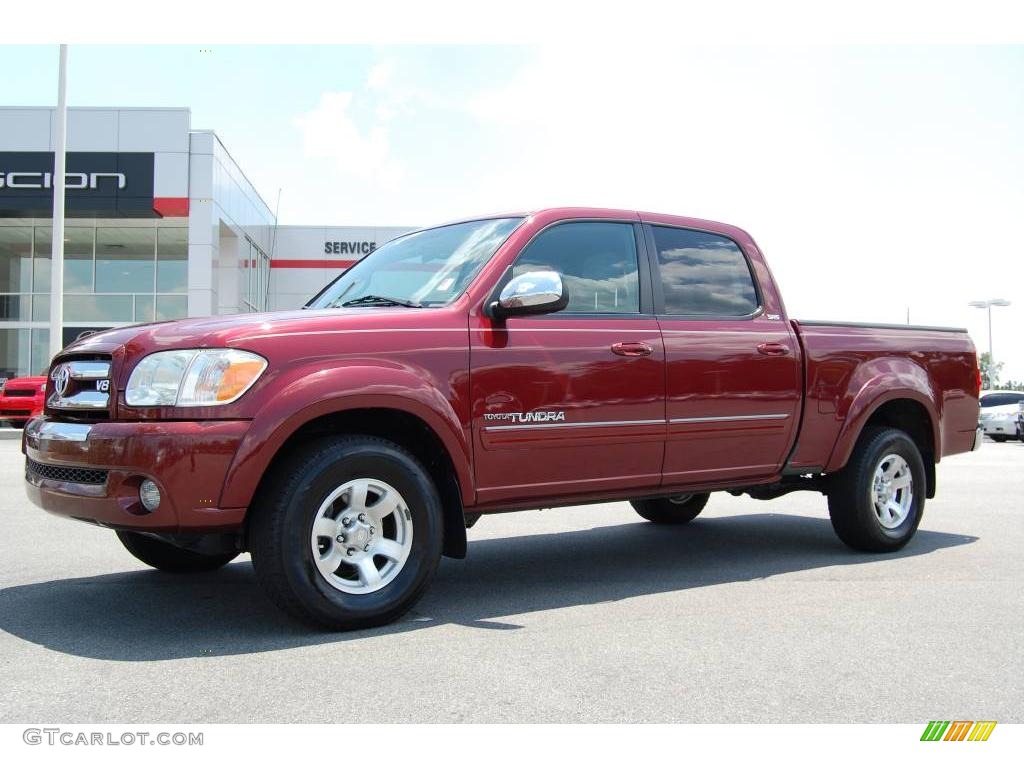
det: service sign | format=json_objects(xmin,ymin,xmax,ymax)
[
  {"xmin": 324, "ymin": 240, "xmax": 376, "ymax": 255},
  {"xmin": 0, "ymin": 151, "xmax": 156, "ymax": 218}
]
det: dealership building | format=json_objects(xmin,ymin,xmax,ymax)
[{"xmin": 0, "ymin": 106, "xmax": 410, "ymax": 378}]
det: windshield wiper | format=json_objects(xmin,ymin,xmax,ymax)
[{"xmin": 341, "ymin": 294, "xmax": 423, "ymax": 308}]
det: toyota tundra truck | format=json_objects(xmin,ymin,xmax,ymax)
[{"xmin": 23, "ymin": 208, "xmax": 982, "ymax": 629}]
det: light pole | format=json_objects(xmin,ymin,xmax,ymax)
[
  {"xmin": 48, "ymin": 44, "xmax": 69, "ymax": 361},
  {"xmin": 968, "ymin": 298, "xmax": 1011, "ymax": 361}
]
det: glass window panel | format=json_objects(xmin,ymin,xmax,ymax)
[
  {"xmin": 32, "ymin": 294, "xmax": 50, "ymax": 321},
  {"xmin": 157, "ymin": 228, "xmax": 188, "ymax": 292},
  {"xmin": 0, "ymin": 294, "xmax": 31, "ymax": 321},
  {"xmin": 156, "ymin": 294, "xmax": 187, "ymax": 321},
  {"xmin": 512, "ymin": 222, "xmax": 640, "ymax": 314},
  {"xmin": 95, "ymin": 227, "xmax": 155, "ymax": 293},
  {"xmin": 31, "ymin": 329, "xmax": 50, "ymax": 375},
  {"xmin": 64, "ymin": 294, "xmax": 133, "ymax": 323},
  {"xmin": 157, "ymin": 260, "xmax": 187, "ymax": 293},
  {"xmin": 0, "ymin": 328, "xmax": 32, "ymax": 378},
  {"xmin": 651, "ymin": 226, "xmax": 759, "ymax": 316},
  {"xmin": 34, "ymin": 226, "xmax": 94, "ymax": 293},
  {"xmin": 0, "ymin": 227, "xmax": 33, "ymax": 293},
  {"xmin": 134, "ymin": 294, "xmax": 155, "ymax": 323}
]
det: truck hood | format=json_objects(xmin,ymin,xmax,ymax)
[{"xmin": 60, "ymin": 306, "xmax": 452, "ymax": 362}]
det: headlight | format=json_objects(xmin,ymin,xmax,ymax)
[{"xmin": 126, "ymin": 349, "xmax": 267, "ymax": 407}]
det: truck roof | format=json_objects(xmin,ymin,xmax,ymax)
[{"xmin": 431, "ymin": 207, "xmax": 755, "ymax": 243}]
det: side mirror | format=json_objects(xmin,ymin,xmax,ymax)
[{"xmin": 489, "ymin": 270, "xmax": 568, "ymax": 320}]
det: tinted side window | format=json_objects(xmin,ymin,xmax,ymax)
[
  {"xmin": 512, "ymin": 222, "xmax": 640, "ymax": 314},
  {"xmin": 981, "ymin": 393, "xmax": 1024, "ymax": 408},
  {"xmin": 651, "ymin": 226, "xmax": 758, "ymax": 316}
]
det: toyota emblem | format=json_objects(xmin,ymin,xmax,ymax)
[{"xmin": 53, "ymin": 365, "xmax": 71, "ymax": 397}]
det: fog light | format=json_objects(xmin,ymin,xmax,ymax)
[{"xmin": 139, "ymin": 479, "xmax": 161, "ymax": 512}]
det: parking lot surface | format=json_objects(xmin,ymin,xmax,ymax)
[{"xmin": 0, "ymin": 438, "xmax": 1021, "ymax": 723}]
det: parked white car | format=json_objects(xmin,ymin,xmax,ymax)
[{"xmin": 979, "ymin": 390, "xmax": 1024, "ymax": 442}]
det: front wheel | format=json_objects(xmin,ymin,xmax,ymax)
[
  {"xmin": 249, "ymin": 436, "xmax": 444, "ymax": 630},
  {"xmin": 116, "ymin": 531, "xmax": 239, "ymax": 573},
  {"xmin": 990, "ymin": 434, "xmax": 1009, "ymax": 443},
  {"xmin": 827, "ymin": 426, "xmax": 926, "ymax": 552},
  {"xmin": 630, "ymin": 493, "xmax": 710, "ymax": 524}
]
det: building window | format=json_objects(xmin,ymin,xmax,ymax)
[
  {"xmin": 34, "ymin": 226, "xmax": 94, "ymax": 293},
  {"xmin": 95, "ymin": 227, "xmax": 156, "ymax": 293},
  {"xmin": 0, "ymin": 328, "xmax": 31, "ymax": 379},
  {"xmin": 157, "ymin": 228, "xmax": 188, "ymax": 292},
  {"xmin": 156, "ymin": 294, "xmax": 188, "ymax": 321},
  {"xmin": 242, "ymin": 237, "xmax": 270, "ymax": 312}
]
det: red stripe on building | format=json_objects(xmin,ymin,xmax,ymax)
[
  {"xmin": 270, "ymin": 259, "xmax": 356, "ymax": 269},
  {"xmin": 153, "ymin": 197, "xmax": 190, "ymax": 217}
]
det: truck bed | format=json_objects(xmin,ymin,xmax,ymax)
[{"xmin": 787, "ymin": 319, "xmax": 979, "ymax": 474}]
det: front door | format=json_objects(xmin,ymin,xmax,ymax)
[{"xmin": 470, "ymin": 220, "xmax": 666, "ymax": 506}]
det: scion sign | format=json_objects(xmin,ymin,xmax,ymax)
[{"xmin": 0, "ymin": 152, "xmax": 156, "ymax": 218}]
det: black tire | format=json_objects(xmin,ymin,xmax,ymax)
[
  {"xmin": 827, "ymin": 426, "xmax": 926, "ymax": 552},
  {"xmin": 116, "ymin": 530, "xmax": 238, "ymax": 573},
  {"xmin": 989, "ymin": 435, "xmax": 1008, "ymax": 443},
  {"xmin": 630, "ymin": 493, "xmax": 710, "ymax": 524},
  {"xmin": 248, "ymin": 435, "xmax": 444, "ymax": 630}
]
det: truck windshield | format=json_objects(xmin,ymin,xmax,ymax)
[{"xmin": 307, "ymin": 217, "xmax": 524, "ymax": 309}]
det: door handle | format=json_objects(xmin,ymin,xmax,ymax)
[
  {"xmin": 611, "ymin": 341, "xmax": 653, "ymax": 357},
  {"xmin": 757, "ymin": 342, "xmax": 790, "ymax": 356}
]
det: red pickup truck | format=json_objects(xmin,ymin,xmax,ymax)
[{"xmin": 23, "ymin": 208, "xmax": 982, "ymax": 629}]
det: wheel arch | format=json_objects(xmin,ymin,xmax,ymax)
[
  {"xmin": 827, "ymin": 392, "xmax": 939, "ymax": 497},
  {"xmin": 220, "ymin": 365, "xmax": 472, "ymax": 559},
  {"xmin": 242, "ymin": 407, "xmax": 468, "ymax": 558}
]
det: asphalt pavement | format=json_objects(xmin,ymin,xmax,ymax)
[{"xmin": 0, "ymin": 438, "xmax": 1021, "ymax": 723}]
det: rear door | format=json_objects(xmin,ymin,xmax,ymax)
[
  {"xmin": 470, "ymin": 219, "xmax": 666, "ymax": 505},
  {"xmin": 645, "ymin": 223, "xmax": 801, "ymax": 485}
]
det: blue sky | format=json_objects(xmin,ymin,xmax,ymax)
[{"xmin": 2, "ymin": 44, "xmax": 1022, "ymax": 378}]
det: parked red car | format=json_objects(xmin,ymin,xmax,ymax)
[
  {"xmin": 1, "ymin": 374, "xmax": 46, "ymax": 428},
  {"xmin": 23, "ymin": 208, "xmax": 982, "ymax": 629}
]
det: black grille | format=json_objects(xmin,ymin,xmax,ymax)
[
  {"xmin": 3, "ymin": 388, "xmax": 35, "ymax": 398},
  {"xmin": 26, "ymin": 458, "xmax": 108, "ymax": 486}
]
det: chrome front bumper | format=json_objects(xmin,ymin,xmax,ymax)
[{"xmin": 972, "ymin": 425, "xmax": 985, "ymax": 451}]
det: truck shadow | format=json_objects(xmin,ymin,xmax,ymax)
[{"xmin": 0, "ymin": 512, "xmax": 976, "ymax": 661}]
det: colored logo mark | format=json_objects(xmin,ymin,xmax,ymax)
[{"xmin": 920, "ymin": 721, "xmax": 997, "ymax": 741}]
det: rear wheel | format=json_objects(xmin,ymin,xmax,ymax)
[
  {"xmin": 630, "ymin": 493, "xmax": 710, "ymax": 525},
  {"xmin": 116, "ymin": 531, "xmax": 239, "ymax": 573},
  {"xmin": 249, "ymin": 435, "xmax": 444, "ymax": 630},
  {"xmin": 827, "ymin": 426, "xmax": 926, "ymax": 552}
]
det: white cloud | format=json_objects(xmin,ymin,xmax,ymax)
[
  {"xmin": 366, "ymin": 61, "xmax": 394, "ymax": 90},
  {"xmin": 292, "ymin": 91, "xmax": 403, "ymax": 186}
]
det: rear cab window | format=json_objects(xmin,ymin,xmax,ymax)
[
  {"xmin": 649, "ymin": 225, "xmax": 759, "ymax": 316},
  {"xmin": 980, "ymin": 393, "xmax": 1024, "ymax": 408}
]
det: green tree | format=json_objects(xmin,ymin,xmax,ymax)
[{"xmin": 979, "ymin": 352, "xmax": 1004, "ymax": 390}]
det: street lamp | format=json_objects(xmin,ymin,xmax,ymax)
[{"xmin": 968, "ymin": 298, "xmax": 1011, "ymax": 361}]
